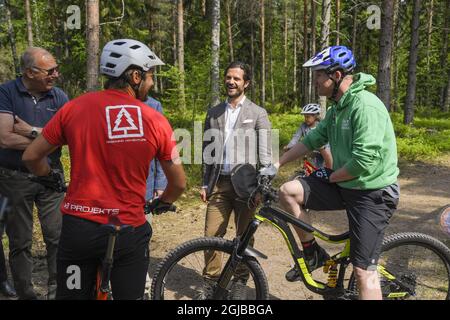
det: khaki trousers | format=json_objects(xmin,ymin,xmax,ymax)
[{"xmin": 203, "ymin": 175, "xmax": 255, "ymax": 280}]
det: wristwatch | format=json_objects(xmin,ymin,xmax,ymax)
[{"xmin": 30, "ymin": 127, "xmax": 38, "ymax": 139}]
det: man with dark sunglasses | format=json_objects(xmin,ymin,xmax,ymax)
[
  {"xmin": 0, "ymin": 47, "xmax": 68, "ymax": 300},
  {"xmin": 31, "ymin": 65, "xmax": 60, "ymax": 77}
]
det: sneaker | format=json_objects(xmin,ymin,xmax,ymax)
[
  {"xmin": 306, "ymin": 245, "xmax": 330, "ymax": 271},
  {"xmin": 285, "ymin": 265, "xmax": 301, "ymax": 282},
  {"xmin": 0, "ymin": 280, "xmax": 17, "ymax": 298},
  {"xmin": 228, "ymin": 279, "xmax": 247, "ymax": 300},
  {"xmin": 285, "ymin": 246, "xmax": 330, "ymax": 282},
  {"xmin": 195, "ymin": 279, "xmax": 215, "ymax": 300}
]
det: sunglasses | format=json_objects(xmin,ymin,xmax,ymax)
[{"xmin": 32, "ymin": 65, "xmax": 60, "ymax": 76}]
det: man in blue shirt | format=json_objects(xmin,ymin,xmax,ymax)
[
  {"xmin": 143, "ymin": 96, "xmax": 168, "ymax": 300},
  {"xmin": 144, "ymin": 96, "xmax": 168, "ymax": 203},
  {"xmin": 0, "ymin": 47, "xmax": 68, "ymax": 299}
]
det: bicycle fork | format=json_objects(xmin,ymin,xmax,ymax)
[{"xmin": 212, "ymin": 219, "xmax": 265, "ymax": 299}]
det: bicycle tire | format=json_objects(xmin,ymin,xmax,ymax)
[
  {"xmin": 348, "ymin": 232, "xmax": 450, "ymax": 300},
  {"xmin": 151, "ymin": 237, "xmax": 269, "ymax": 300}
]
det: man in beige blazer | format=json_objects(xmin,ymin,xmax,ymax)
[{"xmin": 199, "ymin": 61, "xmax": 272, "ymax": 299}]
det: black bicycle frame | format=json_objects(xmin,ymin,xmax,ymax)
[{"xmin": 216, "ymin": 201, "xmax": 353, "ymax": 297}]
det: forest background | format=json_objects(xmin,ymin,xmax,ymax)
[{"xmin": 1, "ymin": 0, "xmax": 449, "ymax": 191}]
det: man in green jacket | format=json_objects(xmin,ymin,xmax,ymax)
[{"xmin": 264, "ymin": 46, "xmax": 400, "ymax": 300}]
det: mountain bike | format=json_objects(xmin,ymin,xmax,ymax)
[{"xmin": 151, "ymin": 174, "xmax": 450, "ymax": 300}]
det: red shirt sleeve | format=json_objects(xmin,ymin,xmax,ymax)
[
  {"xmin": 156, "ymin": 116, "xmax": 177, "ymax": 162},
  {"xmin": 42, "ymin": 104, "xmax": 67, "ymax": 146}
]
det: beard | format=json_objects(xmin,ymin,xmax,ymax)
[{"xmin": 226, "ymin": 86, "xmax": 244, "ymax": 99}]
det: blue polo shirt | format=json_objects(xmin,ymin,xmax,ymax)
[{"xmin": 0, "ymin": 77, "xmax": 69, "ymax": 171}]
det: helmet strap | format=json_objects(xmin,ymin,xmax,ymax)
[
  {"xmin": 327, "ymin": 72, "xmax": 344, "ymax": 102},
  {"xmin": 126, "ymin": 69, "xmax": 146, "ymax": 100}
]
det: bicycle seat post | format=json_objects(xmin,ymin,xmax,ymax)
[{"xmin": 100, "ymin": 225, "xmax": 122, "ymax": 293}]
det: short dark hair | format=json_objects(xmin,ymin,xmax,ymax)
[
  {"xmin": 104, "ymin": 66, "xmax": 145, "ymax": 90},
  {"xmin": 224, "ymin": 61, "xmax": 252, "ymax": 83}
]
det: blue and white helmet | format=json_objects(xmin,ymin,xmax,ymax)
[{"xmin": 303, "ymin": 46, "xmax": 356, "ymax": 74}]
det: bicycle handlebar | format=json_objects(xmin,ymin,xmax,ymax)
[
  {"xmin": 144, "ymin": 199, "xmax": 176, "ymax": 215},
  {"xmin": 255, "ymin": 174, "xmax": 278, "ymax": 203}
]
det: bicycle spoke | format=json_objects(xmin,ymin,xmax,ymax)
[
  {"xmin": 152, "ymin": 238, "xmax": 269, "ymax": 300},
  {"xmin": 379, "ymin": 243, "xmax": 450, "ymax": 300}
]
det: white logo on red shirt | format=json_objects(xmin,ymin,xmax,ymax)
[{"xmin": 105, "ymin": 105, "xmax": 144, "ymax": 139}]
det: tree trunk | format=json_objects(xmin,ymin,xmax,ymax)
[
  {"xmin": 319, "ymin": 0, "xmax": 331, "ymax": 115},
  {"xmin": 335, "ymin": 0, "xmax": 340, "ymax": 45},
  {"xmin": 48, "ymin": 0, "xmax": 63, "ymax": 60},
  {"xmin": 425, "ymin": 0, "xmax": 433, "ymax": 107},
  {"xmin": 158, "ymin": 11, "xmax": 164, "ymax": 94},
  {"xmin": 86, "ymin": 0, "xmax": 100, "ymax": 91},
  {"xmin": 32, "ymin": 0, "xmax": 41, "ymax": 43},
  {"xmin": 201, "ymin": 0, "xmax": 206, "ymax": 17},
  {"xmin": 260, "ymin": 0, "xmax": 265, "ymax": 108},
  {"xmin": 404, "ymin": 0, "xmax": 421, "ymax": 125},
  {"xmin": 5, "ymin": 0, "xmax": 20, "ymax": 77},
  {"xmin": 392, "ymin": 0, "xmax": 400, "ymax": 112},
  {"xmin": 25, "ymin": 0, "xmax": 34, "ymax": 47},
  {"xmin": 172, "ymin": 4, "xmax": 177, "ymax": 66},
  {"xmin": 177, "ymin": 0, "xmax": 186, "ymax": 109},
  {"xmin": 225, "ymin": 0, "xmax": 234, "ymax": 62},
  {"xmin": 250, "ymin": 8, "xmax": 256, "ymax": 102},
  {"xmin": 310, "ymin": 0, "xmax": 316, "ymax": 100},
  {"xmin": 320, "ymin": 0, "xmax": 331, "ymax": 49},
  {"xmin": 269, "ymin": 0, "xmax": 275, "ymax": 106},
  {"xmin": 376, "ymin": 0, "xmax": 395, "ymax": 111},
  {"xmin": 147, "ymin": 0, "xmax": 158, "ymax": 92},
  {"xmin": 444, "ymin": 71, "xmax": 450, "ymax": 112},
  {"xmin": 284, "ymin": 1, "xmax": 288, "ymax": 100},
  {"xmin": 303, "ymin": 0, "xmax": 308, "ymax": 105},
  {"xmin": 293, "ymin": 4, "xmax": 297, "ymax": 96},
  {"xmin": 210, "ymin": 0, "xmax": 221, "ymax": 107},
  {"xmin": 352, "ymin": 4, "xmax": 358, "ymax": 53},
  {"xmin": 440, "ymin": 0, "xmax": 449, "ymax": 110}
]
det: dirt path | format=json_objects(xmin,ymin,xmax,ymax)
[{"xmin": 2, "ymin": 159, "xmax": 449, "ymax": 300}]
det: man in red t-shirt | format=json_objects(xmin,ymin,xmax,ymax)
[{"xmin": 22, "ymin": 39, "xmax": 186, "ymax": 299}]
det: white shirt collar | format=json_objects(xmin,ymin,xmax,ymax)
[{"xmin": 226, "ymin": 95, "xmax": 246, "ymax": 109}]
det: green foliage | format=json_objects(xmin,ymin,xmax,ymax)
[{"xmin": 391, "ymin": 112, "xmax": 450, "ymax": 160}]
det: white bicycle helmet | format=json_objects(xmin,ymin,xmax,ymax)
[
  {"xmin": 100, "ymin": 39, "xmax": 164, "ymax": 78},
  {"xmin": 301, "ymin": 103, "xmax": 321, "ymax": 115}
]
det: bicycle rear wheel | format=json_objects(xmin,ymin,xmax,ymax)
[
  {"xmin": 151, "ymin": 237, "xmax": 269, "ymax": 300},
  {"xmin": 349, "ymin": 232, "xmax": 450, "ymax": 300}
]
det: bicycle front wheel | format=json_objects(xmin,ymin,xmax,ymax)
[
  {"xmin": 151, "ymin": 237, "xmax": 269, "ymax": 300},
  {"xmin": 349, "ymin": 232, "xmax": 450, "ymax": 300}
]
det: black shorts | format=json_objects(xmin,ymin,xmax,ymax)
[
  {"xmin": 56, "ymin": 214, "xmax": 152, "ymax": 300},
  {"xmin": 298, "ymin": 176, "xmax": 399, "ymax": 270}
]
